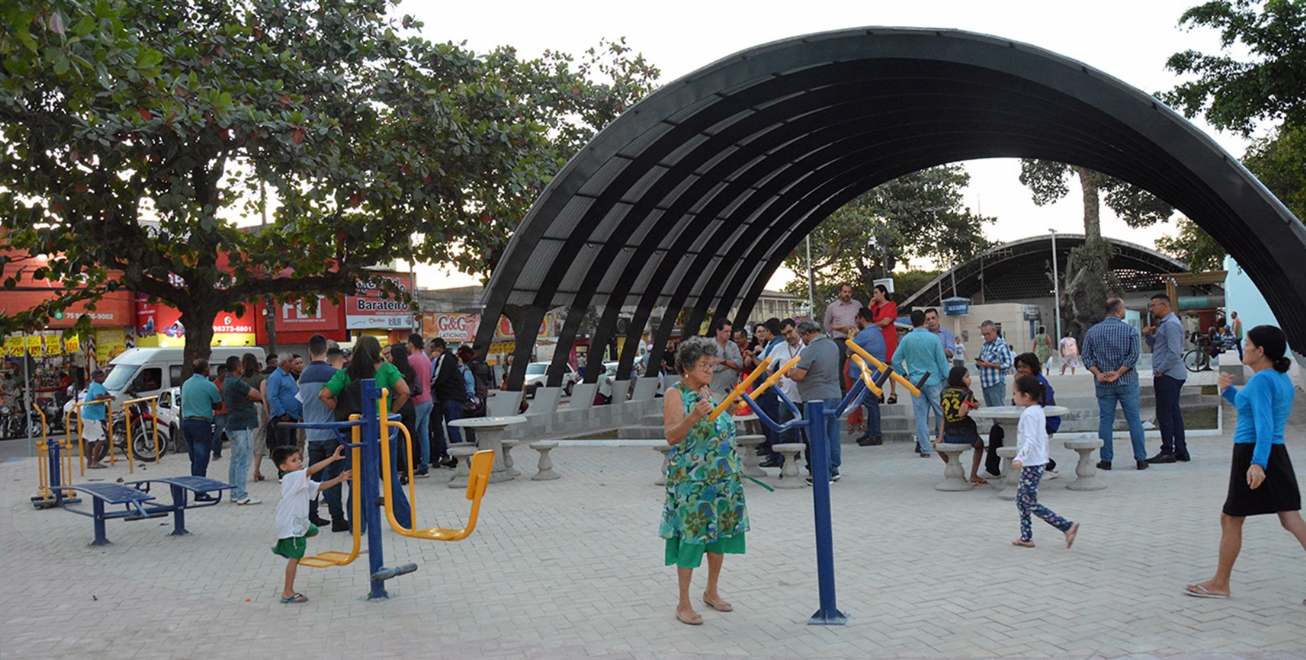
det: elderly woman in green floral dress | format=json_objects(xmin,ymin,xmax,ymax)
[{"xmin": 660, "ymin": 336, "xmax": 750, "ymax": 626}]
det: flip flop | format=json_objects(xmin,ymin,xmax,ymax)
[
  {"xmin": 1012, "ymin": 540, "xmax": 1035, "ymax": 548},
  {"xmin": 280, "ymin": 593, "xmax": 308, "ymax": 604},
  {"xmin": 887, "ymin": 395, "xmax": 898, "ymax": 405},
  {"xmin": 253, "ymin": 473, "xmax": 266, "ymax": 482},
  {"xmin": 702, "ymin": 595, "xmax": 733, "ymax": 612},
  {"xmin": 1065, "ymin": 522, "xmax": 1079, "ymax": 548},
  {"xmin": 970, "ymin": 477, "xmax": 989, "ymax": 486},
  {"xmin": 675, "ymin": 609, "xmax": 703, "ymax": 625},
  {"xmin": 1185, "ymin": 584, "xmax": 1229, "ymax": 599}
]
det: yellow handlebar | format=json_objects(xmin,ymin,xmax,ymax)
[
  {"xmin": 744, "ymin": 355, "xmax": 803, "ymax": 401},
  {"xmin": 845, "ymin": 338, "xmax": 922, "ymax": 397},
  {"xmin": 708, "ymin": 357, "xmax": 771, "ymax": 421},
  {"xmin": 849, "ymin": 355, "xmax": 884, "ymax": 397}
]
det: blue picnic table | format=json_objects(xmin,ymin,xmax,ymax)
[{"xmin": 58, "ymin": 476, "xmax": 233, "ymax": 546}]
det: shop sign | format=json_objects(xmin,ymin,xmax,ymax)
[
  {"xmin": 345, "ymin": 273, "xmax": 414, "ymax": 330},
  {"xmin": 4, "ymin": 336, "xmax": 23, "ymax": 357},
  {"xmin": 271, "ymin": 296, "xmax": 339, "ymax": 332},
  {"xmin": 95, "ymin": 327, "xmax": 129, "ymax": 362},
  {"xmin": 26, "ymin": 334, "xmax": 43, "ymax": 354},
  {"xmin": 422, "ymin": 313, "xmax": 481, "ymax": 342}
]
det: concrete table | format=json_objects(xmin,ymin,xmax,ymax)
[
  {"xmin": 967, "ymin": 405, "xmax": 1068, "ymax": 501},
  {"xmin": 448, "ymin": 415, "xmax": 527, "ymax": 483}
]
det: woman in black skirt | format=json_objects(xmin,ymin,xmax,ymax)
[{"xmin": 1186, "ymin": 325, "xmax": 1306, "ymax": 601}]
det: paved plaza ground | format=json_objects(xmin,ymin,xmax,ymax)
[{"xmin": 4, "ymin": 387, "xmax": 1306, "ymax": 659}]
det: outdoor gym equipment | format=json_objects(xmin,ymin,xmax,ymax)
[
  {"xmin": 30, "ymin": 404, "xmax": 79, "ymax": 509},
  {"xmin": 844, "ymin": 338, "xmax": 928, "ymax": 397},
  {"xmin": 716, "ymin": 346, "xmax": 917, "ymax": 625},
  {"xmin": 291, "ymin": 380, "xmax": 495, "ymax": 599}
]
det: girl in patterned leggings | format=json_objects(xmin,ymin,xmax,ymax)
[{"xmin": 1011, "ymin": 375, "xmax": 1080, "ymax": 548}]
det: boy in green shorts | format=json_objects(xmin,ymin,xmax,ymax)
[{"xmin": 271, "ymin": 444, "xmax": 351, "ymax": 603}]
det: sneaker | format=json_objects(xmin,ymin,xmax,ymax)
[
  {"xmin": 1136, "ymin": 460, "xmax": 1150, "ymax": 470},
  {"xmin": 236, "ymin": 496, "xmax": 262, "ymax": 506},
  {"xmin": 438, "ymin": 456, "xmax": 457, "ymax": 468},
  {"xmin": 309, "ymin": 516, "xmax": 332, "ymax": 527},
  {"xmin": 804, "ymin": 475, "xmax": 834, "ymax": 486},
  {"xmin": 331, "ymin": 520, "xmax": 351, "ymax": 533},
  {"xmin": 1096, "ymin": 461, "xmax": 1112, "ymax": 471},
  {"xmin": 831, "ymin": 470, "xmax": 841, "ymax": 482},
  {"xmin": 758, "ymin": 456, "xmax": 783, "ymax": 469},
  {"xmin": 1044, "ymin": 470, "xmax": 1059, "ymax": 481},
  {"xmin": 414, "ymin": 469, "xmax": 430, "ymax": 479}
]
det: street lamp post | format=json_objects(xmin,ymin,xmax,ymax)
[{"xmin": 1049, "ymin": 229, "xmax": 1062, "ymax": 347}]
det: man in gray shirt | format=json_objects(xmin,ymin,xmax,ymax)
[
  {"xmin": 790, "ymin": 319, "xmax": 843, "ymax": 483},
  {"xmin": 298, "ymin": 334, "xmax": 347, "ymax": 530},
  {"xmin": 1142, "ymin": 294, "xmax": 1189, "ymax": 463},
  {"xmin": 709, "ymin": 318, "xmax": 743, "ymax": 400},
  {"xmin": 925, "ymin": 308, "xmax": 956, "ymax": 359}
]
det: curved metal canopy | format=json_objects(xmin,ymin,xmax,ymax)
[
  {"xmin": 902, "ymin": 234, "xmax": 1193, "ymax": 308},
  {"xmin": 479, "ymin": 27, "xmax": 1306, "ymax": 389}
]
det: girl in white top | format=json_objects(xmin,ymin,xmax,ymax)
[{"xmin": 1011, "ymin": 375, "xmax": 1079, "ymax": 549}]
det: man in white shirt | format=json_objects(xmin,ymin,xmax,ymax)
[{"xmin": 759, "ymin": 318, "xmax": 806, "ymax": 467}]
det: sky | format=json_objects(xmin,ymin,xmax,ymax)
[{"xmin": 396, "ymin": 0, "xmax": 1247, "ymax": 291}]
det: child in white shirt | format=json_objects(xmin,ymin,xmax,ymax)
[
  {"xmin": 271, "ymin": 445, "xmax": 351, "ymax": 603},
  {"xmin": 1011, "ymin": 375, "xmax": 1078, "ymax": 549}
]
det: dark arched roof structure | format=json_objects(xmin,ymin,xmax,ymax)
[
  {"xmin": 902, "ymin": 235, "xmax": 1195, "ymax": 308},
  {"xmin": 478, "ymin": 27, "xmax": 1306, "ymax": 389}
]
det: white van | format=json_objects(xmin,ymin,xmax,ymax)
[{"xmin": 102, "ymin": 347, "xmax": 267, "ymax": 401}]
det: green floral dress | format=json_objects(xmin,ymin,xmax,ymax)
[{"xmin": 659, "ymin": 383, "xmax": 749, "ymax": 568}]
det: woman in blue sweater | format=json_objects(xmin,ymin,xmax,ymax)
[{"xmin": 1186, "ymin": 325, "xmax": 1306, "ymax": 600}]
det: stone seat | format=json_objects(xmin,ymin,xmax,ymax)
[
  {"xmin": 933, "ymin": 442, "xmax": 974, "ymax": 491},
  {"xmin": 770, "ymin": 443, "xmax": 806, "ymax": 489},
  {"xmin": 447, "ymin": 444, "xmax": 479, "ymax": 489},
  {"xmin": 734, "ymin": 434, "xmax": 766, "ymax": 478},
  {"xmin": 1063, "ymin": 438, "xmax": 1106, "ymax": 491}
]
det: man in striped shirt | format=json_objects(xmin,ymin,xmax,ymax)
[
  {"xmin": 975, "ymin": 320, "xmax": 1013, "ymax": 407},
  {"xmin": 1081, "ymin": 297, "xmax": 1148, "ymax": 471}
]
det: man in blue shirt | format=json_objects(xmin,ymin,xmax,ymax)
[
  {"xmin": 1143, "ymin": 294, "xmax": 1190, "ymax": 463},
  {"xmin": 892, "ymin": 309, "xmax": 952, "ymax": 457},
  {"xmin": 925, "ymin": 308, "xmax": 956, "ymax": 360},
  {"xmin": 975, "ymin": 320, "xmax": 1014, "ymax": 407},
  {"xmin": 851, "ymin": 308, "xmax": 886, "ymax": 446},
  {"xmin": 81, "ymin": 369, "xmax": 111, "ymax": 468},
  {"xmin": 1081, "ymin": 297, "xmax": 1148, "ymax": 471},
  {"xmin": 299, "ymin": 335, "xmax": 348, "ymax": 530},
  {"xmin": 265, "ymin": 353, "xmax": 302, "ymax": 452},
  {"xmin": 181, "ymin": 359, "xmax": 223, "ymax": 482}
]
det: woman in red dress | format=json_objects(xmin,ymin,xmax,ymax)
[{"xmin": 870, "ymin": 284, "xmax": 899, "ymax": 404}]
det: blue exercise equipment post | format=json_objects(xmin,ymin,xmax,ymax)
[{"xmin": 736, "ymin": 370, "xmax": 877, "ymax": 626}]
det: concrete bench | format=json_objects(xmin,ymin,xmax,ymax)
[
  {"xmin": 530, "ymin": 441, "xmax": 560, "ymax": 481},
  {"xmin": 734, "ymin": 435, "xmax": 767, "ymax": 479},
  {"xmin": 933, "ymin": 442, "xmax": 974, "ymax": 491},
  {"xmin": 770, "ymin": 443, "xmax": 806, "ymax": 489},
  {"xmin": 654, "ymin": 444, "xmax": 672, "ymax": 486},
  {"xmin": 447, "ymin": 444, "xmax": 479, "ymax": 489},
  {"xmin": 1063, "ymin": 438, "xmax": 1107, "ymax": 491},
  {"xmin": 995, "ymin": 446, "xmax": 1019, "ymax": 500}
]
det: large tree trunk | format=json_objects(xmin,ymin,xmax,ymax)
[
  {"xmin": 178, "ymin": 304, "xmax": 218, "ymax": 381},
  {"xmin": 1062, "ymin": 168, "xmax": 1117, "ymax": 339}
]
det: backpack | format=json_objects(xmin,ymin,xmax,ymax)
[{"xmin": 333, "ymin": 379, "xmax": 365, "ymax": 422}]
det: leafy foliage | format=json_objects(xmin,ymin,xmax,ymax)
[
  {"xmin": 1243, "ymin": 123, "xmax": 1306, "ymax": 221},
  {"xmin": 1163, "ymin": 0, "xmax": 1306, "ymax": 136},
  {"xmin": 1156, "ymin": 217, "xmax": 1227, "ymax": 272},
  {"xmin": 0, "ymin": 0, "xmax": 658, "ymax": 370},
  {"xmin": 782, "ymin": 164, "xmax": 993, "ymax": 314}
]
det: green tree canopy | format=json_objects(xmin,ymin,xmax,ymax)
[
  {"xmin": 1163, "ymin": 0, "xmax": 1306, "ymax": 136},
  {"xmin": 782, "ymin": 164, "xmax": 993, "ymax": 315},
  {"xmin": 0, "ymin": 0, "xmax": 658, "ymax": 370}
]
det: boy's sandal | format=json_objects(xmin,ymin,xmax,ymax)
[{"xmin": 280, "ymin": 593, "xmax": 308, "ymax": 604}]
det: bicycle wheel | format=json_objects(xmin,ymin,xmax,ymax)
[{"xmin": 1184, "ymin": 350, "xmax": 1201, "ymax": 373}]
